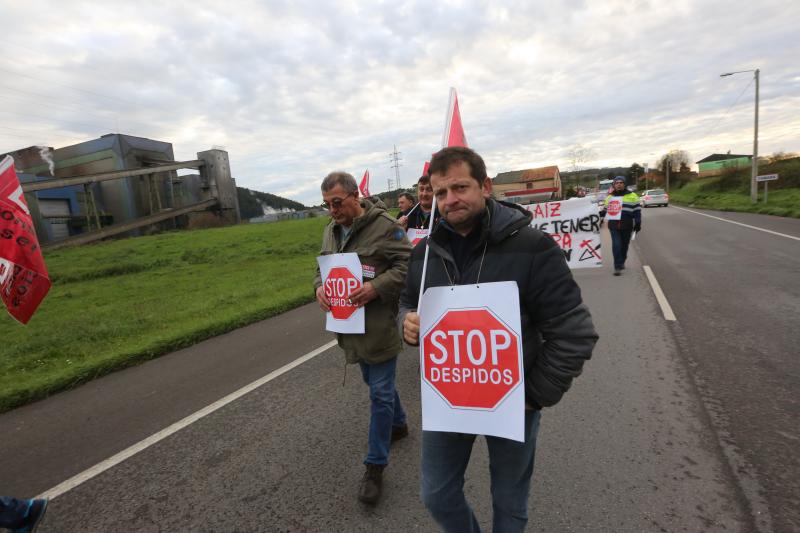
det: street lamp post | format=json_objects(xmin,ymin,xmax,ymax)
[{"xmin": 720, "ymin": 69, "xmax": 759, "ymax": 203}]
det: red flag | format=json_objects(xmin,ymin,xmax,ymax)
[
  {"xmin": 359, "ymin": 169, "xmax": 371, "ymax": 197},
  {"xmin": 0, "ymin": 155, "xmax": 51, "ymax": 324},
  {"xmin": 421, "ymin": 161, "xmax": 430, "ymax": 177},
  {"xmin": 442, "ymin": 87, "xmax": 468, "ymax": 148}
]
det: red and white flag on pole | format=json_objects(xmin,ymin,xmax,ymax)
[
  {"xmin": 421, "ymin": 88, "xmax": 469, "ymax": 176},
  {"xmin": 0, "ymin": 155, "xmax": 51, "ymax": 324},
  {"xmin": 359, "ymin": 169, "xmax": 371, "ymax": 197},
  {"xmin": 421, "ymin": 161, "xmax": 430, "ymax": 177},
  {"xmin": 442, "ymin": 87, "xmax": 468, "ymax": 148},
  {"xmin": 418, "ymin": 88, "xmax": 472, "ymax": 307}
]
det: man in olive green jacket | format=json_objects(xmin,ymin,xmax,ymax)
[{"xmin": 314, "ymin": 171, "xmax": 411, "ymax": 505}]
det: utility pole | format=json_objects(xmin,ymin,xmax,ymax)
[
  {"xmin": 389, "ymin": 145, "xmax": 402, "ymax": 190},
  {"xmin": 752, "ymin": 68, "xmax": 759, "ymax": 203},
  {"xmin": 720, "ymin": 68, "xmax": 760, "ymax": 203}
]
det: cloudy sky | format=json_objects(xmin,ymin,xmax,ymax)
[{"xmin": 1, "ymin": 0, "xmax": 798, "ymax": 205}]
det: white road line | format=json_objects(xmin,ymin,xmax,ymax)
[
  {"xmin": 672, "ymin": 205, "xmax": 800, "ymax": 241},
  {"xmin": 37, "ymin": 339, "xmax": 339, "ymax": 500},
  {"xmin": 643, "ymin": 265, "xmax": 677, "ymax": 321}
]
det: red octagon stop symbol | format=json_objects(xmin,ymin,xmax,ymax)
[
  {"xmin": 324, "ymin": 266, "xmax": 361, "ymax": 320},
  {"xmin": 422, "ymin": 308, "xmax": 521, "ymax": 410},
  {"xmin": 606, "ymin": 198, "xmax": 622, "ymax": 217}
]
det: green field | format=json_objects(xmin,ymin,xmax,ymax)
[
  {"xmin": 668, "ymin": 179, "xmax": 800, "ymax": 218},
  {"xmin": 666, "ymin": 157, "xmax": 800, "ymax": 218},
  {"xmin": 0, "ymin": 216, "xmax": 329, "ymax": 412}
]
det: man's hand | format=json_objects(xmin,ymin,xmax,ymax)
[
  {"xmin": 315, "ymin": 285, "xmax": 330, "ymax": 312},
  {"xmin": 349, "ymin": 281, "xmax": 378, "ymax": 308},
  {"xmin": 403, "ymin": 311, "xmax": 420, "ymax": 345},
  {"xmin": 398, "ymin": 215, "xmax": 408, "ymax": 230}
]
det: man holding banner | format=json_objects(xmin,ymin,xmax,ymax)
[
  {"xmin": 399, "ymin": 175, "xmax": 440, "ymax": 247},
  {"xmin": 400, "ymin": 147, "xmax": 598, "ymax": 532},
  {"xmin": 313, "ymin": 171, "xmax": 412, "ymax": 505},
  {"xmin": 399, "ymin": 175, "xmax": 437, "ymax": 231}
]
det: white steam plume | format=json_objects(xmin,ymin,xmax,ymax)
[{"xmin": 37, "ymin": 146, "xmax": 55, "ymax": 176}]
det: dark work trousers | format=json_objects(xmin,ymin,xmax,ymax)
[{"xmin": 609, "ymin": 227, "xmax": 633, "ymax": 269}]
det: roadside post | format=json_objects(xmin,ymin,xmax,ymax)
[{"xmin": 756, "ymin": 174, "xmax": 778, "ymax": 203}]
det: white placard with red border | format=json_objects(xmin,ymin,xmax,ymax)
[
  {"xmin": 317, "ymin": 253, "xmax": 365, "ymax": 334},
  {"xmin": 605, "ymin": 196, "xmax": 623, "ymax": 220},
  {"xmin": 407, "ymin": 228, "xmax": 429, "ymax": 246},
  {"xmin": 419, "ymin": 281, "xmax": 525, "ymax": 442},
  {"xmin": 524, "ymin": 198, "xmax": 602, "ymax": 269}
]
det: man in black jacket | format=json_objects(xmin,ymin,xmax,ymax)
[
  {"xmin": 395, "ymin": 192, "xmax": 415, "ymax": 219},
  {"xmin": 398, "ymin": 175, "xmax": 438, "ymax": 230},
  {"xmin": 400, "ymin": 147, "xmax": 597, "ymax": 533}
]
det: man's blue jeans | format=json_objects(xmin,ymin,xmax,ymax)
[
  {"xmin": 359, "ymin": 357, "xmax": 406, "ymax": 466},
  {"xmin": 0, "ymin": 496, "xmax": 31, "ymax": 529},
  {"xmin": 610, "ymin": 228, "xmax": 633, "ymax": 269},
  {"xmin": 421, "ymin": 409, "xmax": 542, "ymax": 533}
]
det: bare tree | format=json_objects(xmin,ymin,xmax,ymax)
[
  {"xmin": 767, "ymin": 150, "xmax": 797, "ymax": 164},
  {"xmin": 565, "ymin": 144, "xmax": 597, "ymax": 189},
  {"xmin": 566, "ymin": 144, "xmax": 597, "ymax": 172},
  {"xmin": 657, "ymin": 149, "xmax": 691, "ymax": 173}
]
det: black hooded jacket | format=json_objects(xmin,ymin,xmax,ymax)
[{"xmin": 399, "ymin": 199, "xmax": 598, "ymax": 409}]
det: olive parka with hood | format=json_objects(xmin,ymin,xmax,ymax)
[{"xmin": 314, "ymin": 198, "xmax": 412, "ymax": 365}]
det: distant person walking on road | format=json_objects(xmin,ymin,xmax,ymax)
[
  {"xmin": 400, "ymin": 147, "xmax": 598, "ymax": 532},
  {"xmin": 314, "ymin": 171, "xmax": 412, "ymax": 505},
  {"xmin": 601, "ymin": 176, "xmax": 641, "ymax": 275},
  {"xmin": 396, "ymin": 192, "xmax": 416, "ymax": 219},
  {"xmin": 1, "ymin": 496, "xmax": 48, "ymax": 532}
]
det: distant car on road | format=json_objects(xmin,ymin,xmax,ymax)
[
  {"xmin": 585, "ymin": 193, "xmax": 599, "ymax": 204},
  {"xmin": 640, "ymin": 189, "xmax": 669, "ymax": 207}
]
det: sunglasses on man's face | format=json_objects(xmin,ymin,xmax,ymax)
[{"xmin": 323, "ymin": 193, "xmax": 353, "ymax": 209}]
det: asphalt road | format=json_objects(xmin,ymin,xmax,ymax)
[
  {"xmin": 634, "ymin": 205, "xmax": 800, "ymax": 533},
  {"xmin": 2, "ymin": 206, "xmax": 796, "ymax": 531}
]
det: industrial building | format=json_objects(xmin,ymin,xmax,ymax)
[{"xmin": 3, "ymin": 133, "xmax": 239, "ymax": 246}]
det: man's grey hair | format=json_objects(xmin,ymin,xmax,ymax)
[{"xmin": 321, "ymin": 171, "xmax": 358, "ymax": 194}]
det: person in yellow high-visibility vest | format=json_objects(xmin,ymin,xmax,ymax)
[{"xmin": 601, "ymin": 176, "xmax": 642, "ymax": 275}]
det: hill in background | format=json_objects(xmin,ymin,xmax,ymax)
[{"xmin": 237, "ymin": 187, "xmax": 307, "ymax": 219}]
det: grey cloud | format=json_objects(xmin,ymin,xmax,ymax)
[{"xmin": 1, "ymin": 0, "xmax": 798, "ymax": 205}]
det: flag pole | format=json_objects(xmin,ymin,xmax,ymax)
[
  {"xmin": 405, "ymin": 202, "xmax": 420, "ymax": 216},
  {"xmin": 416, "ymin": 196, "xmax": 437, "ymax": 309},
  {"xmin": 418, "ymin": 89, "xmax": 456, "ymax": 310}
]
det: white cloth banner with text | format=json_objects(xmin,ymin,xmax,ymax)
[{"xmin": 523, "ymin": 197, "xmax": 603, "ymax": 269}]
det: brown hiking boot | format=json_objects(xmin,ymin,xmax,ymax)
[
  {"xmin": 358, "ymin": 463, "xmax": 384, "ymax": 505},
  {"xmin": 391, "ymin": 423, "xmax": 409, "ymax": 443}
]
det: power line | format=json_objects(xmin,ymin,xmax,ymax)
[
  {"xmin": 0, "ymin": 108, "xmax": 113, "ymax": 133},
  {"xmin": 0, "ymin": 86, "xmax": 116, "ymax": 122},
  {"xmin": 0, "ymin": 65, "xmax": 139, "ymax": 107},
  {"xmin": 705, "ymin": 77, "xmax": 755, "ymax": 139}
]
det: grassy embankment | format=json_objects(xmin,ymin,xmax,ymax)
[
  {"xmin": 0, "ymin": 216, "xmax": 329, "ymax": 412},
  {"xmin": 668, "ymin": 157, "xmax": 800, "ymax": 218}
]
